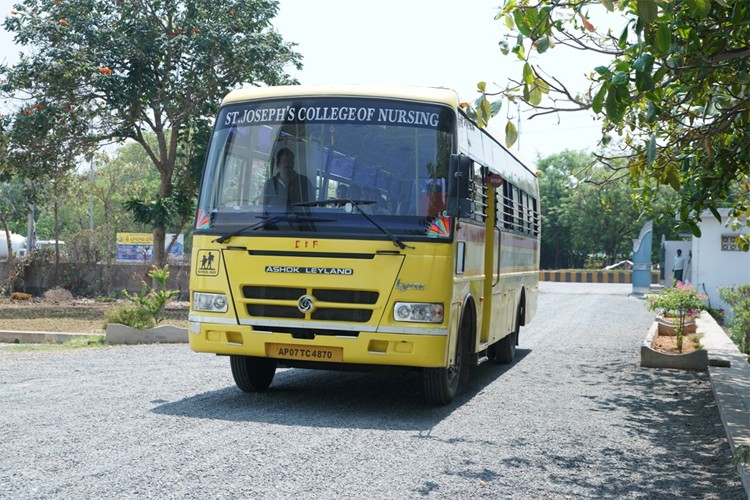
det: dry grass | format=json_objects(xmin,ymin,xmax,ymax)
[{"xmin": 0, "ymin": 298, "xmax": 188, "ymax": 333}]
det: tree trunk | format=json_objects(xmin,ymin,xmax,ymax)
[
  {"xmin": 54, "ymin": 196, "xmax": 60, "ymax": 268},
  {"xmin": 153, "ymin": 226, "xmax": 166, "ymax": 268}
]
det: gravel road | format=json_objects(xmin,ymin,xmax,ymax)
[{"xmin": 0, "ymin": 282, "xmax": 744, "ymax": 499}]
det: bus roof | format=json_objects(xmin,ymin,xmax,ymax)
[{"xmin": 222, "ymin": 84, "xmax": 461, "ymax": 108}]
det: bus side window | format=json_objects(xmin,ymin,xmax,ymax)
[
  {"xmin": 513, "ymin": 186, "xmax": 522, "ymax": 231},
  {"xmin": 521, "ymin": 191, "xmax": 530, "ymax": 234},
  {"xmin": 503, "ymin": 182, "xmax": 514, "ymax": 229},
  {"xmin": 531, "ymin": 196, "xmax": 539, "ymax": 236}
]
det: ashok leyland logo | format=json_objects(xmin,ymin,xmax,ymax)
[{"xmin": 297, "ymin": 295, "xmax": 316, "ymax": 314}]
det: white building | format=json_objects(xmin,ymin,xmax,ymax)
[{"xmin": 689, "ymin": 208, "xmax": 750, "ymax": 312}]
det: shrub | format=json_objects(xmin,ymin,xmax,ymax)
[
  {"xmin": 104, "ymin": 305, "xmax": 155, "ymax": 330},
  {"xmin": 704, "ymin": 306, "xmax": 726, "ymax": 326},
  {"xmin": 718, "ymin": 285, "xmax": 750, "ymax": 355},
  {"xmin": 120, "ymin": 265, "xmax": 180, "ymax": 326},
  {"xmin": 646, "ymin": 281, "xmax": 706, "ymax": 352}
]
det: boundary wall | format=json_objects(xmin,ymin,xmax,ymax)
[{"xmin": 540, "ymin": 270, "xmax": 660, "ymax": 284}]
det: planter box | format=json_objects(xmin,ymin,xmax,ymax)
[
  {"xmin": 105, "ymin": 323, "xmax": 187, "ymax": 345},
  {"xmin": 655, "ymin": 316, "xmax": 697, "ymax": 336},
  {"xmin": 641, "ymin": 321, "xmax": 708, "ymax": 371}
]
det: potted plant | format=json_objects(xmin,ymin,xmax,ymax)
[{"xmin": 645, "ymin": 281, "xmax": 706, "ymax": 353}]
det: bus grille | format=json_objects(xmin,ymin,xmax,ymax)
[{"xmin": 242, "ymin": 286, "xmax": 379, "ymax": 323}]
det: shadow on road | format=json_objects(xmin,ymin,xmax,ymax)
[{"xmin": 152, "ymin": 349, "xmax": 532, "ymax": 431}]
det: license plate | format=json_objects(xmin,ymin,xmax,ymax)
[{"xmin": 266, "ymin": 343, "xmax": 343, "ymax": 362}]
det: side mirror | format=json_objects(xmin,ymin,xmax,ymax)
[{"xmin": 447, "ymin": 154, "xmax": 473, "ymax": 217}]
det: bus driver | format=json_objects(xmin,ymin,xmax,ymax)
[{"xmin": 263, "ymin": 148, "xmax": 314, "ymax": 211}]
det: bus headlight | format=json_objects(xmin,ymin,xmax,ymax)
[
  {"xmin": 193, "ymin": 292, "xmax": 228, "ymax": 313},
  {"xmin": 394, "ymin": 302, "xmax": 444, "ymax": 323}
]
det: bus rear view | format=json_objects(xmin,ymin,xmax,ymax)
[{"xmin": 189, "ymin": 85, "xmax": 539, "ymax": 404}]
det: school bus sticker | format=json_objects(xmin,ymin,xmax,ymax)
[{"xmin": 196, "ymin": 250, "xmax": 220, "ymax": 276}]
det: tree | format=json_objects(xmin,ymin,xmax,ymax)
[
  {"xmin": 536, "ymin": 151, "xmax": 579, "ymax": 269},
  {"xmin": 2, "ymin": 0, "xmax": 302, "ymax": 265},
  {"xmin": 0, "ymin": 180, "xmax": 33, "ymax": 293},
  {"xmin": 568, "ymin": 168, "xmax": 642, "ymax": 266},
  {"xmin": 478, "ymin": 0, "xmax": 750, "ymax": 244},
  {"xmin": 3, "ymin": 98, "xmax": 92, "ymax": 268}
]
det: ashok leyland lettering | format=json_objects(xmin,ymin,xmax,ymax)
[{"xmin": 189, "ymin": 85, "xmax": 540, "ymax": 405}]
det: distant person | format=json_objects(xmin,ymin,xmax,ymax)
[
  {"xmin": 673, "ymin": 249, "xmax": 687, "ymax": 283},
  {"xmin": 335, "ymin": 183, "xmax": 349, "ymax": 200},
  {"xmin": 263, "ymin": 148, "xmax": 314, "ymax": 211}
]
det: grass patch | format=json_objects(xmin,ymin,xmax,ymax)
[{"xmin": 1, "ymin": 335, "xmax": 106, "ymax": 351}]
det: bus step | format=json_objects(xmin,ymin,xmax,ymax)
[{"xmin": 474, "ymin": 346, "xmax": 490, "ymax": 365}]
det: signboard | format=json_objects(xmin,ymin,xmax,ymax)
[{"xmin": 115, "ymin": 232, "xmax": 184, "ymax": 263}]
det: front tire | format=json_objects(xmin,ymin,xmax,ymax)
[
  {"xmin": 230, "ymin": 355, "xmax": 277, "ymax": 392},
  {"xmin": 423, "ymin": 315, "xmax": 469, "ymax": 405}
]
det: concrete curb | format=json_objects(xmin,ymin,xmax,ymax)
[
  {"xmin": 0, "ymin": 325, "xmax": 188, "ymax": 346},
  {"xmin": 104, "ymin": 324, "xmax": 188, "ymax": 345},
  {"xmin": 0, "ymin": 330, "xmax": 104, "ymax": 344},
  {"xmin": 698, "ymin": 312, "xmax": 750, "ymax": 498}
]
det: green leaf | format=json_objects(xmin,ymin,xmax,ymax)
[
  {"xmin": 637, "ymin": 0, "xmax": 658, "ymax": 24},
  {"xmin": 619, "ymin": 25, "xmax": 629, "ymax": 49},
  {"xmin": 665, "ymin": 166, "xmax": 681, "ymax": 191},
  {"xmin": 635, "ymin": 71, "xmax": 654, "ymax": 92},
  {"xmin": 605, "ymin": 85, "xmax": 628, "ymax": 123},
  {"xmin": 528, "ymin": 85, "xmax": 542, "ymax": 106},
  {"xmin": 497, "ymin": 0, "xmax": 517, "ymax": 18},
  {"xmin": 686, "ymin": 0, "xmax": 712, "ymax": 18},
  {"xmin": 505, "ymin": 120, "xmax": 518, "ymax": 147},
  {"xmin": 477, "ymin": 81, "xmax": 487, "ymax": 93},
  {"xmin": 535, "ymin": 77, "xmax": 550, "ymax": 95},
  {"xmin": 513, "ymin": 9, "xmax": 532, "ymax": 37},
  {"xmin": 536, "ymin": 36, "xmax": 550, "ymax": 54},
  {"xmin": 645, "ymin": 101, "xmax": 658, "ymax": 122},
  {"xmin": 522, "ymin": 63, "xmax": 534, "ymax": 85},
  {"xmin": 594, "ymin": 66, "xmax": 612, "ymax": 77},
  {"xmin": 632, "ymin": 53, "xmax": 654, "ymax": 74},
  {"xmin": 647, "ymin": 133, "xmax": 656, "ymax": 166},
  {"xmin": 499, "ymin": 40, "xmax": 510, "ymax": 55},
  {"xmin": 481, "ymin": 95, "xmax": 492, "ymax": 117},
  {"xmin": 504, "ymin": 14, "xmax": 514, "ymax": 30},
  {"xmin": 490, "ymin": 100, "xmax": 503, "ymax": 116},
  {"xmin": 601, "ymin": 0, "xmax": 615, "ymax": 12},
  {"xmin": 592, "ymin": 84, "xmax": 607, "ymax": 113},
  {"xmin": 656, "ymin": 23, "xmax": 672, "ymax": 53},
  {"xmin": 709, "ymin": 206, "xmax": 721, "ymax": 221},
  {"xmin": 686, "ymin": 220, "xmax": 701, "ymax": 238}
]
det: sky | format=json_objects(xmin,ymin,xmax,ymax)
[{"xmin": 0, "ymin": 0, "xmax": 613, "ymax": 161}]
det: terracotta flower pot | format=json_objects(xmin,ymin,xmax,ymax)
[{"xmin": 655, "ymin": 315, "xmax": 697, "ymax": 336}]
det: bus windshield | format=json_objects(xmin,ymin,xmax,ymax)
[{"xmin": 196, "ymin": 96, "xmax": 455, "ymax": 240}]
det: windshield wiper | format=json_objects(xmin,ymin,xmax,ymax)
[
  {"xmin": 213, "ymin": 213, "xmax": 326, "ymax": 244},
  {"xmin": 294, "ymin": 199, "xmax": 413, "ymax": 250}
]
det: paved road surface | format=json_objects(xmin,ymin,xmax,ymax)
[{"xmin": 0, "ymin": 282, "xmax": 744, "ymax": 498}]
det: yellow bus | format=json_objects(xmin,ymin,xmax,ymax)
[{"xmin": 189, "ymin": 85, "xmax": 540, "ymax": 404}]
